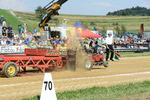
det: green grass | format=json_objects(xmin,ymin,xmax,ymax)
[
  {"xmin": 119, "ymin": 52, "xmax": 150, "ymax": 57},
  {"xmin": 0, "ymin": 9, "xmax": 23, "ymax": 32},
  {"xmin": 22, "ymin": 81, "xmax": 150, "ymax": 100}
]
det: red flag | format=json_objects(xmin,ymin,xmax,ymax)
[{"xmin": 114, "ymin": 52, "xmax": 121, "ymax": 57}]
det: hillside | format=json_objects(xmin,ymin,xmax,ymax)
[
  {"xmin": 0, "ymin": 9, "xmax": 150, "ymax": 33},
  {"xmin": 14, "ymin": 11, "xmax": 150, "ymax": 33},
  {"xmin": 0, "ymin": 9, "xmax": 23, "ymax": 32}
]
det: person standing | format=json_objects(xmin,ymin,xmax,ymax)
[
  {"xmin": 89, "ymin": 39, "xmax": 93, "ymax": 48},
  {"xmin": 2, "ymin": 24, "xmax": 7, "ymax": 37},
  {"xmin": 21, "ymin": 26, "xmax": 24, "ymax": 34},
  {"xmin": 105, "ymin": 33, "xmax": 114, "ymax": 61},
  {"xmin": 7, "ymin": 25, "xmax": 13, "ymax": 38}
]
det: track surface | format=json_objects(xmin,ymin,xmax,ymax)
[{"xmin": 0, "ymin": 56, "xmax": 150, "ymax": 100}]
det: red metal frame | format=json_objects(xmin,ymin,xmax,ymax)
[
  {"xmin": 0, "ymin": 54, "xmax": 63, "ymax": 73},
  {"xmin": 0, "ymin": 38, "xmax": 77, "ymax": 77}
]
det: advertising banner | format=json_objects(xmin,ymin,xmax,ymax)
[{"xmin": 0, "ymin": 45, "xmax": 25, "ymax": 54}]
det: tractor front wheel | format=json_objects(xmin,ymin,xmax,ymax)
[
  {"xmin": 2, "ymin": 62, "xmax": 17, "ymax": 78},
  {"xmin": 103, "ymin": 61, "xmax": 109, "ymax": 67}
]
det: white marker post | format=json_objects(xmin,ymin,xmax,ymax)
[{"xmin": 40, "ymin": 73, "xmax": 57, "ymax": 100}]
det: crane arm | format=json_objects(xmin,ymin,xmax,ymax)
[{"xmin": 39, "ymin": 0, "xmax": 68, "ymax": 31}]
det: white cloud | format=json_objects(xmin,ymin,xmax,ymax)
[
  {"xmin": 91, "ymin": 2, "xmax": 114, "ymax": 7},
  {"xmin": 0, "ymin": 0, "xmax": 29, "ymax": 11},
  {"xmin": 141, "ymin": 1, "xmax": 150, "ymax": 8}
]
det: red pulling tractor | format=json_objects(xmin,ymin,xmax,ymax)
[
  {"xmin": 0, "ymin": 42, "xmax": 108, "ymax": 78},
  {"xmin": 0, "ymin": 36, "xmax": 108, "ymax": 78}
]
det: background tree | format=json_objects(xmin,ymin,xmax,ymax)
[
  {"xmin": 112, "ymin": 22, "xmax": 119, "ymax": 26},
  {"xmin": 101, "ymin": 25, "xmax": 107, "ymax": 36},
  {"xmin": 107, "ymin": 12, "xmax": 112, "ymax": 15},
  {"xmin": 121, "ymin": 25, "xmax": 127, "ymax": 36},
  {"xmin": 35, "ymin": 6, "xmax": 45, "ymax": 20},
  {"xmin": 114, "ymin": 26, "xmax": 121, "ymax": 37},
  {"xmin": 106, "ymin": 6, "xmax": 150, "ymax": 16}
]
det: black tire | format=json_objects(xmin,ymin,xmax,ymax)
[
  {"xmin": 67, "ymin": 61, "xmax": 76, "ymax": 71},
  {"xmin": 2, "ymin": 62, "xmax": 17, "ymax": 78},
  {"xmin": 103, "ymin": 61, "xmax": 109, "ymax": 67},
  {"xmin": 84, "ymin": 58, "xmax": 93, "ymax": 71}
]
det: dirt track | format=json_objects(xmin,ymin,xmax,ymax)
[{"xmin": 0, "ymin": 56, "xmax": 150, "ymax": 100}]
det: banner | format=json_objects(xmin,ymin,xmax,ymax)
[{"xmin": 0, "ymin": 45, "xmax": 25, "ymax": 54}]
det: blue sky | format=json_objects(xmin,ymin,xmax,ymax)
[{"xmin": 0, "ymin": 0, "xmax": 150, "ymax": 15}]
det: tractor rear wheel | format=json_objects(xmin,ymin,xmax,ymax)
[
  {"xmin": 2, "ymin": 62, "xmax": 17, "ymax": 78},
  {"xmin": 84, "ymin": 57, "xmax": 93, "ymax": 71}
]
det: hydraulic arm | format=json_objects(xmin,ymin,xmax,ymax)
[{"xmin": 39, "ymin": 0, "xmax": 68, "ymax": 31}]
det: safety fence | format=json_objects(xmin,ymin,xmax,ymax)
[
  {"xmin": 114, "ymin": 44, "xmax": 150, "ymax": 52},
  {"xmin": 0, "ymin": 44, "xmax": 149, "ymax": 54}
]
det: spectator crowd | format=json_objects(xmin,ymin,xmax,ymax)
[
  {"xmin": 0, "ymin": 24, "xmax": 150, "ymax": 49},
  {"xmin": 83, "ymin": 36, "xmax": 150, "ymax": 48},
  {"xmin": 0, "ymin": 25, "xmax": 67, "ymax": 48}
]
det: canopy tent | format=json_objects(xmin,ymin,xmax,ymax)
[
  {"xmin": 73, "ymin": 21, "xmax": 86, "ymax": 30},
  {"xmin": 79, "ymin": 29, "xmax": 102, "ymax": 38},
  {"xmin": 75, "ymin": 28, "xmax": 84, "ymax": 34}
]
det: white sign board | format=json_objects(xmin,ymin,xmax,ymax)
[
  {"xmin": 40, "ymin": 73, "xmax": 57, "ymax": 100},
  {"xmin": 107, "ymin": 30, "xmax": 113, "ymax": 38},
  {"xmin": 0, "ymin": 45, "xmax": 25, "ymax": 54}
]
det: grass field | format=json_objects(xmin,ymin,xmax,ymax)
[
  {"xmin": 22, "ymin": 81, "xmax": 150, "ymax": 100},
  {"xmin": 119, "ymin": 52, "xmax": 150, "ymax": 57},
  {"xmin": 1, "ymin": 9, "xmax": 150, "ymax": 33}
]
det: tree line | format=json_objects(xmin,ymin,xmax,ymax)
[{"xmin": 107, "ymin": 6, "xmax": 150, "ymax": 16}]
